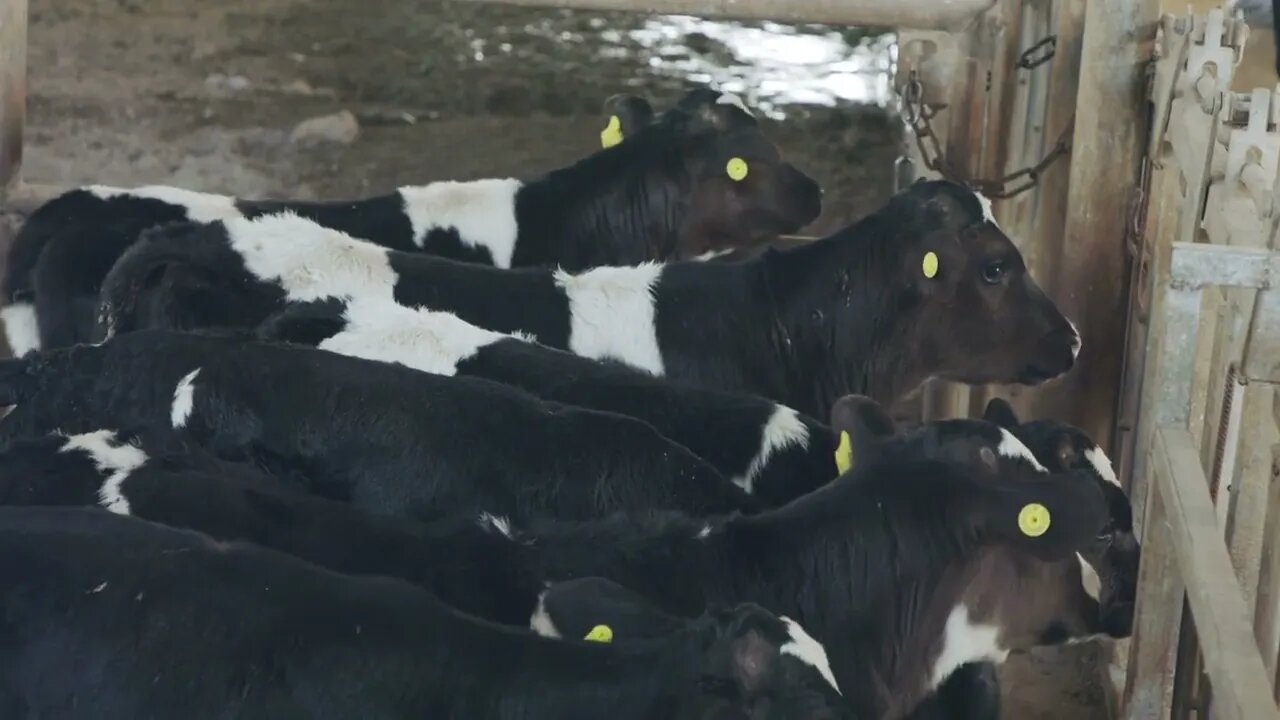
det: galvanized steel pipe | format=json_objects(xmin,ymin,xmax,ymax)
[{"xmin": 448, "ymin": 0, "xmax": 996, "ymax": 30}]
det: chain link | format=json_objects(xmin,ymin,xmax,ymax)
[
  {"xmin": 1018, "ymin": 35, "xmax": 1057, "ymax": 70},
  {"xmin": 898, "ymin": 70, "xmax": 1074, "ymax": 199}
]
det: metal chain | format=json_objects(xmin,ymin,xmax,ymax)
[
  {"xmin": 898, "ymin": 70, "xmax": 1074, "ymax": 199},
  {"xmin": 1018, "ymin": 35, "xmax": 1057, "ymax": 70}
]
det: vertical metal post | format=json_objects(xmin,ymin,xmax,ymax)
[{"xmin": 1025, "ymin": 0, "xmax": 1159, "ymax": 451}]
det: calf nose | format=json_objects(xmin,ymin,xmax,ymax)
[{"xmin": 783, "ymin": 166, "xmax": 824, "ymax": 223}]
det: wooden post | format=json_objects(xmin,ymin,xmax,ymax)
[
  {"xmin": 0, "ymin": 0, "xmax": 26, "ymax": 195},
  {"xmin": 1025, "ymin": 0, "xmax": 1160, "ymax": 450}
]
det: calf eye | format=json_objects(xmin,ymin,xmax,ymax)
[{"xmin": 981, "ymin": 261, "xmax": 1007, "ymax": 285}]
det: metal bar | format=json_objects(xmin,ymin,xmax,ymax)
[
  {"xmin": 1021, "ymin": 0, "xmax": 1158, "ymax": 454},
  {"xmin": 1125, "ymin": 449, "xmax": 1182, "ymax": 720},
  {"xmin": 0, "ymin": 0, "xmax": 28, "ymax": 194},
  {"xmin": 1245, "ymin": 287, "xmax": 1280, "ymax": 382},
  {"xmin": 448, "ymin": 0, "xmax": 997, "ymax": 30},
  {"xmin": 1169, "ymin": 242, "xmax": 1280, "ymax": 291},
  {"xmin": 1132, "ymin": 281, "xmax": 1203, "ymax": 528},
  {"xmin": 1152, "ymin": 427, "xmax": 1280, "ymax": 720}
]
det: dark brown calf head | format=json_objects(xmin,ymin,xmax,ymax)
[
  {"xmin": 982, "ymin": 397, "xmax": 1139, "ymax": 639},
  {"xmin": 875, "ymin": 180, "xmax": 1080, "ymax": 390},
  {"xmin": 825, "ymin": 395, "xmax": 1119, "ymax": 706},
  {"xmin": 599, "ymin": 88, "xmax": 823, "ymax": 257}
]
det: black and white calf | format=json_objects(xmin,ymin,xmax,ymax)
[
  {"xmin": 0, "ymin": 429, "xmax": 545, "ymax": 626},
  {"xmin": 981, "ymin": 397, "xmax": 1140, "ymax": 638},
  {"xmin": 2, "ymin": 88, "xmax": 821, "ymax": 355},
  {"xmin": 0, "ymin": 329, "xmax": 758, "ymax": 523},
  {"xmin": 259, "ymin": 297, "xmax": 837, "ymax": 505},
  {"xmin": 827, "ymin": 395, "xmax": 1142, "ymax": 720},
  {"xmin": 97, "ymin": 180, "xmax": 1078, "ymax": 419},
  {"xmin": 0, "ymin": 508, "xmax": 849, "ymax": 720},
  {"xmin": 497, "ymin": 412, "xmax": 1119, "ymax": 720}
]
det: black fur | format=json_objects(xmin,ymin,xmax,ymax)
[
  {"xmin": 257, "ymin": 298, "xmax": 838, "ymax": 507},
  {"xmin": 0, "ymin": 507, "xmax": 846, "ymax": 720},
  {"xmin": 0, "ymin": 430, "xmax": 543, "ymax": 626},
  {"xmin": 0, "ymin": 329, "xmax": 758, "ymax": 523}
]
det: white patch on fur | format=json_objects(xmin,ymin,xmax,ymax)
[
  {"xmin": 171, "ymin": 369, "xmax": 200, "ymax": 429},
  {"xmin": 697, "ymin": 524, "xmax": 713, "ymax": 540},
  {"xmin": 1082, "ymin": 446, "xmax": 1120, "ymax": 488},
  {"xmin": 478, "ymin": 512, "xmax": 514, "ymax": 539},
  {"xmin": 85, "ymin": 185, "xmax": 242, "ymax": 224},
  {"xmin": 929, "ymin": 605, "xmax": 1008, "ymax": 690},
  {"xmin": 1078, "ymin": 554, "xmax": 1102, "ymax": 601},
  {"xmin": 1068, "ymin": 319, "xmax": 1083, "ymax": 360},
  {"xmin": 225, "ymin": 213, "xmax": 399, "ymax": 303},
  {"xmin": 0, "ymin": 302, "xmax": 40, "ymax": 357},
  {"xmin": 690, "ymin": 248, "xmax": 735, "ymax": 261},
  {"xmin": 530, "ymin": 591, "xmax": 561, "ymax": 638},
  {"xmin": 716, "ymin": 93, "xmax": 753, "ymax": 117},
  {"xmin": 996, "ymin": 429, "xmax": 1048, "ymax": 473},
  {"xmin": 398, "ymin": 179, "xmax": 523, "ymax": 268},
  {"xmin": 320, "ymin": 300, "xmax": 510, "ymax": 376},
  {"xmin": 973, "ymin": 191, "xmax": 998, "ymax": 228},
  {"xmin": 555, "ymin": 263, "xmax": 666, "ymax": 376},
  {"xmin": 779, "ymin": 616, "xmax": 841, "ymax": 695},
  {"xmin": 60, "ymin": 430, "xmax": 148, "ymax": 516},
  {"xmin": 733, "ymin": 405, "xmax": 810, "ymax": 493}
]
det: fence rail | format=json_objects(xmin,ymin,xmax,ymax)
[{"xmin": 1120, "ymin": 7, "xmax": 1280, "ymax": 718}]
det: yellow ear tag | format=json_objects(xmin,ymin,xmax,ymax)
[
  {"xmin": 726, "ymin": 157, "xmax": 749, "ymax": 182},
  {"xmin": 922, "ymin": 251, "xmax": 939, "ymax": 279},
  {"xmin": 1018, "ymin": 503, "xmax": 1051, "ymax": 537},
  {"xmin": 834, "ymin": 431, "xmax": 854, "ymax": 475},
  {"xmin": 584, "ymin": 624, "xmax": 614, "ymax": 643},
  {"xmin": 600, "ymin": 116, "xmax": 623, "ymax": 149}
]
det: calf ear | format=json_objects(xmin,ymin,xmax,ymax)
[
  {"xmin": 673, "ymin": 88, "xmax": 756, "ymax": 132},
  {"xmin": 982, "ymin": 397, "xmax": 1020, "ymax": 429},
  {"xmin": 978, "ymin": 468, "xmax": 1109, "ymax": 562},
  {"xmin": 600, "ymin": 95, "xmax": 654, "ymax": 147},
  {"xmin": 829, "ymin": 395, "xmax": 895, "ymax": 474}
]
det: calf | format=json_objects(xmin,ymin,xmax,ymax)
[
  {"xmin": 0, "ymin": 507, "xmax": 849, "ymax": 720},
  {"xmin": 3, "ymin": 88, "xmax": 820, "ymax": 355},
  {"xmin": 0, "ymin": 429, "xmax": 544, "ymax": 626},
  {"xmin": 830, "ymin": 395, "xmax": 1141, "ymax": 720},
  {"xmin": 502, "ymin": 413, "xmax": 1118, "ymax": 720},
  {"xmin": 97, "ymin": 179, "xmax": 1077, "ymax": 419},
  {"xmin": 981, "ymin": 397, "xmax": 1140, "ymax": 638},
  {"xmin": 259, "ymin": 297, "xmax": 837, "ymax": 505},
  {"xmin": 0, "ymin": 329, "xmax": 757, "ymax": 523}
]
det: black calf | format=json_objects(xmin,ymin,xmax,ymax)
[
  {"xmin": 0, "ymin": 329, "xmax": 757, "ymax": 523},
  {"xmin": 258, "ymin": 297, "xmax": 838, "ymax": 505},
  {"xmin": 0, "ymin": 430, "xmax": 542, "ymax": 626},
  {"xmin": 0, "ymin": 508, "xmax": 847, "ymax": 720}
]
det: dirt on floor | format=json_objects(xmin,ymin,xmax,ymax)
[{"xmin": 11, "ymin": 0, "xmax": 1116, "ymax": 717}]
